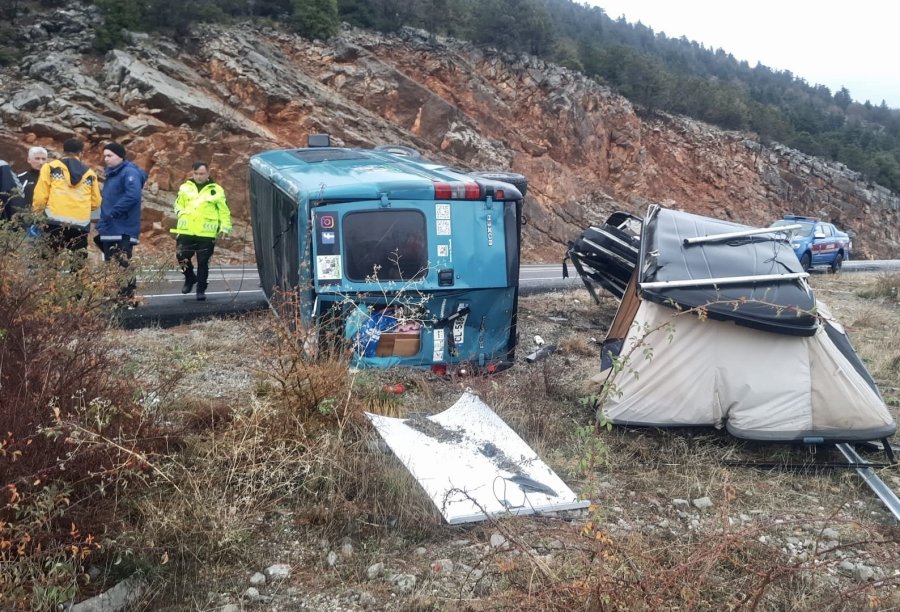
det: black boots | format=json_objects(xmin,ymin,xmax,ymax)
[
  {"xmin": 196, "ymin": 287, "xmax": 206, "ymax": 301},
  {"xmin": 181, "ymin": 276, "xmax": 196, "ymax": 294}
]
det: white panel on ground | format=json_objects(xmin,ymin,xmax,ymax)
[{"xmin": 366, "ymin": 390, "xmax": 590, "ymax": 524}]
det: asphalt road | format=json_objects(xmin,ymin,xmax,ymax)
[{"xmin": 119, "ymin": 261, "xmax": 900, "ymax": 329}]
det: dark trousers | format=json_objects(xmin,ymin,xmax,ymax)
[
  {"xmin": 176, "ymin": 235, "xmax": 216, "ymax": 291},
  {"xmin": 45, "ymin": 222, "xmax": 89, "ymax": 253},
  {"xmin": 99, "ymin": 236, "xmax": 136, "ymax": 298},
  {"xmin": 44, "ymin": 223, "xmax": 89, "ymax": 271}
]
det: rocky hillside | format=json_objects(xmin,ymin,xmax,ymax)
[{"xmin": 1, "ymin": 7, "xmax": 898, "ymax": 262}]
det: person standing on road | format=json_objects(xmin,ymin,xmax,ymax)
[
  {"xmin": 0, "ymin": 159, "xmax": 23, "ymax": 222},
  {"xmin": 16, "ymin": 147, "xmax": 48, "ymax": 211},
  {"xmin": 31, "ymin": 138, "xmax": 101, "ymax": 254},
  {"xmin": 2, "ymin": 146, "xmax": 48, "ymax": 226},
  {"xmin": 171, "ymin": 161, "xmax": 232, "ymax": 301},
  {"xmin": 98, "ymin": 142, "xmax": 147, "ymax": 301}
]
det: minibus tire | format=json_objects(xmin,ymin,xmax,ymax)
[
  {"xmin": 373, "ymin": 144, "xmax": 423, "ymax": 159},
  {"xmin": 470, "ymin": 171, "xmax": 528, "ymax": 197}
]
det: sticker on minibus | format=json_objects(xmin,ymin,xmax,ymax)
[{"xmin": 317, "ymin": 255, "xmax": 342, "ymax": 280}]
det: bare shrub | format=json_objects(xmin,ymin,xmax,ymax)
[
  {"xmin": 262, "ymin": 290, "xmax": 358, "ymax": 430},
  {"xmin": 125, "ymin": 292, "xmax": 441, "ymax": 604},
  {"xmin": 244, "ymin": 292, "xmax": 439, "ymax": 531},
  {"xmin": 849, "ymin": 304, "xmax": 892, "ymax": 329},
  {"xmin": 494, "ymin": 482, "xmax": 900, "ymax": 612},
  {"xmin": 0, "ymin": 226, "xmax": 160, "ymax": 609},
  {"xmin": 856, "ymin": 272, "xmax": 900, "ymax": 301},
  {"xmin": 558, "ymin": 333, "xmax": 596, "ymax": 356}
]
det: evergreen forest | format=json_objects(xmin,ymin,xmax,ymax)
[{"xmin": 3, "ymin": 0, "xmax": 900, "ymax": 193}]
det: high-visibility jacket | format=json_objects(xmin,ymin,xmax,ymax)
[
  {"xmin": 170, "ymin": 179, "xmax": 232, "ymax": 238},
  {"xmin": 32, "ymin": 157, "xmax": 100, "ymax": 226}
]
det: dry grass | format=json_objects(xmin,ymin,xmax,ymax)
[
  {"xmin": 817, "ymin": 273, "xmax": 900, "ymax": 413},
  {"xmin": 855, "ymin": 272, "xmax": 900, "ymax": 301},
  {"xmin": 57, "ymin": 278, "xmax": 900, "ymax": 610},
  {"xmin": 557, "ymin": 333, "xmax": 596, "ymax": 356},
  {"xmin": 103, "ymin": 302, "xmax": 444, "ymax": 607}
]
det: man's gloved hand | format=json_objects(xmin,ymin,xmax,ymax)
[{"xmin": 218, "ymin": 230, "xmax": 230, "ymax": 239}]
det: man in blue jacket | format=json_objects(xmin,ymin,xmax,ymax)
[{"xmin": 98, "ymin": 142, "xmax": 147, "ymax": 301}]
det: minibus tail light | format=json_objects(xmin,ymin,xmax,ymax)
[{"xmin": 433, "ymin": 181, "xmax": 481, "ymax": 200}]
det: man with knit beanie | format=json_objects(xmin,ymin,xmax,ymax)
[
  {"xmin": 32, "ymin": 138, "xmax": 101, "ymax": 253},
  {"xmin": 98, "ymin": 142, "xmax": 147, "ymax": 300}
]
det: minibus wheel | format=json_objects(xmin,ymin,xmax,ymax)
[
  {"xmin": 470, "ymin": 171, "xmax": 528, "ymax": 197},
  {"xmin": 373, "ymin": 144, "xmax": 423, "ymax": 159}
]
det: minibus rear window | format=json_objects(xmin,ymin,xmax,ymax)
[{"xmin": 344, "ymin": 211, "xmax": 428, "ymax": 281}]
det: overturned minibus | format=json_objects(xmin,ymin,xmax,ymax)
[{"xmin": 249, "ymin": 138, "xmax": 527, "ymax": 371}]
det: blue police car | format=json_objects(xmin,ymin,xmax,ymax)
[{"xmin": 770, "ymin": 215, "xmax": 851, "ymax": 272}]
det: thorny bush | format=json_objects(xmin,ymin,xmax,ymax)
[
  {"xmin": 265, "ymin": 288, "xmax": 358, "ymax": 432},
  {"xmin": 123, "ymin": 288, "xmax": 439, "ymax": 606},
  {"xmin": 0, "ymin": 224, "xmax": 161, "ymax": 610},
  {"xmin": 254, "ymin": 289, "xmax": 437, "ymax": 528}
]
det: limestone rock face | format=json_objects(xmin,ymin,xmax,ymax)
[{"xmin": 0, "ymin": 14, "xmax": 896, "ymax": 261}]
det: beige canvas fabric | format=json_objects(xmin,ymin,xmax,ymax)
[{"xmin": 599, "ymin": 300, "xmax": 894, "ymax": 440}]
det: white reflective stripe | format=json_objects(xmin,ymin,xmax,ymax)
[
  {"xmin": 99, "ymin": 234, "xmax": 140, "ymax": 244},
  {"xmin": 640, "ymin": 272, "xmax": 809, "ymax": 290},
  {"xmin": 683, "ymin": 225, "xmax": 801, "ymax": 246}
]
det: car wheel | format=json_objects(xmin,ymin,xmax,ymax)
[
  {"xmin": 800, "ymin": 252, "xmax": 812, "ymax": 271},
  {"xmin": 373, "ymin": 144, "xmax": 423, "ymax": 160},
  {"xmin": 830, "ymin": 253, "xmax": 843, "ymax": 274},
  {"xmin": 469, "ymin": 171, "xmax": 528, "ymax": 197}
]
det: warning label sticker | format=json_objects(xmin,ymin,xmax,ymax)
[{"xmin": 433, "ymin": 329, "xmax": 445, "ymax": 362}]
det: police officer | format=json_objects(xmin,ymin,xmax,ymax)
[{"xmin": 171, "ymin": 161, "xmax": 232, "ymax": 301}]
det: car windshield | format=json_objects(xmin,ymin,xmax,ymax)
[{"xmin": 771, "ymin": 220, "xmax": 813, "ymax": 237}]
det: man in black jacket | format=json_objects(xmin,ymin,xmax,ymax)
[
  {"xmin": 1, "ymin": 147, "xmax": 47, "ymax": 224},
  {"xmin": 15, "ymin": 147, "xmax": 48, "ymax": 212}
]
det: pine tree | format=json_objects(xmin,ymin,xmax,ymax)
[
  {"xmin": 834, "ymin": 87, "xmax": 853, "ymax": 112},
  {"xmin": 93, "ymin": 0, "xmax": 145, "ymax": 51},
  {"xmin": 292, "ymin": 0, "xmax": 340, "ymax": 39}
]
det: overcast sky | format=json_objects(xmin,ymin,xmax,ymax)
[{"xmin": 590, "ymin": 0, "xmax": 900, "ymax": 108}]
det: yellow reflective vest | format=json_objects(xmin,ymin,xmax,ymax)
[{"xmin": 171, "ymin": 179, "xmax": 232, "ymax": 238}]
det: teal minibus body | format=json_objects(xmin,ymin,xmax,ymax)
[{"xmin": 249, "ymin": 145, "xmax": 526, "ymax": 370}]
